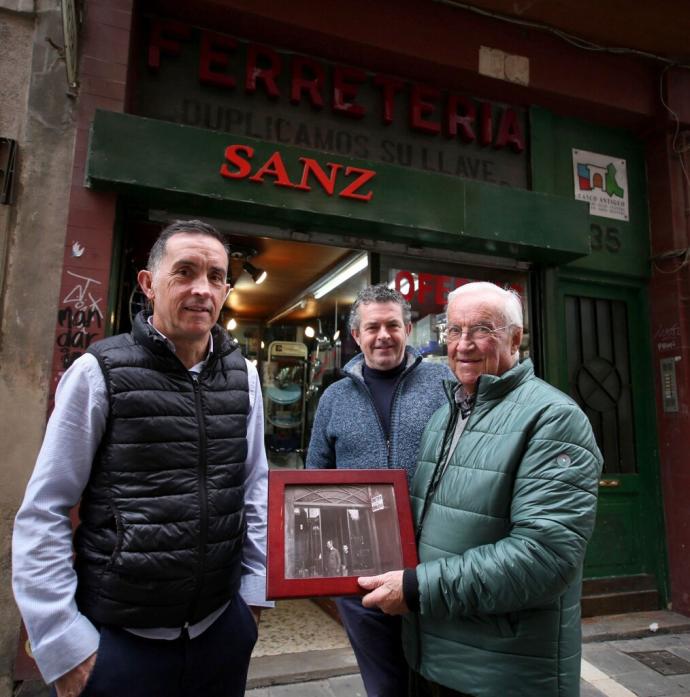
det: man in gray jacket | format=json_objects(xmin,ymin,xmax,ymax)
[{"xmin": 307, "ymin": 284, "xmax": 452, "ymax": 697}]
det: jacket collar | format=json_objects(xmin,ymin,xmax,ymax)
[
  {"xmin": 473, "ymin": 358, "xmax": 534, "ymax": 403},
  {"xmin": 132, "ymin": 311, "xmax": 237, "ymax": 363},
  {"xmin": 444, "ymin": 358, "xmax": 534, "ymax": 406}
]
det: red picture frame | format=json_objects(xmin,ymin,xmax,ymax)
[{"xmin": 267, "ymin": 469, "xmax": 419, "ymax": 599}]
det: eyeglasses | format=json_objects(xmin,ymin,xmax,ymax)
[{"xmin": 443, "ymin": 324, "xmax": 512, "ymax": 343}]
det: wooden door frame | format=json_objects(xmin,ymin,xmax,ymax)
[{"xmin": 540, "ymin": 267, "xmax": 668, "ymax": 599}]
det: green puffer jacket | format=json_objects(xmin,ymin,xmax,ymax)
[{"xmin": 402, "ymin": 359, "xmax": 603, "ymax": 697}]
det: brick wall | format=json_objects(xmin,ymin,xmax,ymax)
[{"xmin": 49, "ymin": 0, "xmax": 133, "ymax": 402}]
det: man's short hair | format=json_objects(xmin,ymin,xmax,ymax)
[
  {"xmin": 348, "ymin": 284, "xmax": 412, "ymax": 332},
  {"xmin": 147, "ymin": 220, "xmax": 229, "ymax": 274},
  {"xmin": 447, "ymin": 282, "xmax": 524, "ymax": 328}
]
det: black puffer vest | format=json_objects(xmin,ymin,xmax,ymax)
[{"xmin": 74, "ymin": 312, "xmax": 249, "ymax": 628}]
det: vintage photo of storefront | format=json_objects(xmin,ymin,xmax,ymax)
[{"xmin": 284, "ymin": 485, "xmax": 402, "ymax": 579}]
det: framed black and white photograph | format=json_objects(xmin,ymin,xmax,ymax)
[{"xmin": 267, "ymin": 469, "xmax": 418, "ymax": 599}]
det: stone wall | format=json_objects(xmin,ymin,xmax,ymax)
[{"xmin": 0, "ymin": 1, "xmax": 77, "ymax": 694}]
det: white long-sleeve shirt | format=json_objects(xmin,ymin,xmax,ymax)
[{"xmin": 12, "ymin": 341, "xmax": 272, "ymax": 684}]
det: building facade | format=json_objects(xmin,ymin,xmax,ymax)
[
  {"xmin": 3, "ymin": 0, "xmax": 690, "ymax": 692},
  {"xmin": 0, "ymin": 1, "xmax": 80, "ymax": 694}
]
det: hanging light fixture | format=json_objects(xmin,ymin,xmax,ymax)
[
  {"xmin": 243, "ymin": 260, "xmax": 267, "ymax": 285},
  {"xmin": 304, "ymin": 325, "xmax": 315, "ymax": 339},
  {"xmin": 228, "ymin": 246, "xmax": 267, "ymax": 285},
  {"xmin": 226, "ymin": 317, "xmax": 237, "ymax": 331}
]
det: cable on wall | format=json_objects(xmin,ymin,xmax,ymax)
[{"xmin": 433, "ymin": 0, "xmax": 690, "ymax": 70}]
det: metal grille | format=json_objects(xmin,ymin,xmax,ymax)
[
  {"xmin": 565, "ymin": 295, "xmax": 636, "ymax": 474},
  {"xmin": 626, "ymin": 651, "xmax": 690, "ymax": 676}
]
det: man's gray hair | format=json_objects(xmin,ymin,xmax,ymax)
[
  {"xmin": 447, "ymin": 282, "xmax": 523, "ymax": 327},
  {"xmin": 348, "ymin": 284, "xmax": 412, "ymax": 332},
  {"xmin": 147, "ymin": 220, "xmax": 229, "ymax": 274}
]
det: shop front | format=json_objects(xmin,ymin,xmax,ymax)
[
  {"xmin": 84, "ymin": 7, "xmax": 666, "ymax": 606},
  {"xmin": 16, "ymin": 2, "xmax": 671, "ymax": 683},
  {"xmin": 86, "ymin": 104, "xmax": 580, "ymax": 462},
  {"xmin": 102, "ymin": 8, "xmax": 665, "ymax": 592}
]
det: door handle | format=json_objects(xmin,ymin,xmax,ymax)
[{"xmin": 599, "ymin": 479, "xmax": 621, "ymax": 488}]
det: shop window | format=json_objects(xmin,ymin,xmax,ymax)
[
  {"xmin": 114, "ymin": 216, "xmax": 531, "ymax": 473},
  {"xmin": 251, "ymin": 250, "xmax": 370, "ymax": 467},
  {"xmin": 379, "ymin": 255, "xmax": 530, "ymax": 363}
]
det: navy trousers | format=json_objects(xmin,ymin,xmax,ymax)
[
  {"xmin": 336, "ymin": 596, "xmax": 408, "ymax": 697},
  {"xmin": 50, "ymin": 594, "xmax": 257, "ymax": 697}
]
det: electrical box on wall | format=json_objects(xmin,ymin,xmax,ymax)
[
  {"xmin": 660, "ymin": 356, "xmax": 680, "ymax": 413},
  {"xmin": 0, "ymin": 138, "xmax": 18, "ymax": 205}
]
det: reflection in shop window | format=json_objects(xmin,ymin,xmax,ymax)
[{"xmin": 386, "ymin": 267, "xmax": 530, "ymax": 363}]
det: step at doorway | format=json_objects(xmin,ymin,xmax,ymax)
[{"xmin": 582, "ymin": 574, "xmax": 660, "ymax": 617}]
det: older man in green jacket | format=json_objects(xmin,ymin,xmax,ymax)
[{"xmin": 359, "ymin": 281, "xmax": 603, "ymax": 697}]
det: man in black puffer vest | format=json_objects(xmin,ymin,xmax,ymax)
[{"xmin": 13, "ymin": 220, "xmax": 272, "ymax": 697}]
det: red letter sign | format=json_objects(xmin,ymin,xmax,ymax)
[
  {"xmin": 199, "ymin": 31, "xmax": 237, "ymax": 89},
  {"xmin": 245, "ymin": 44, "xmax": 281, "ymax": 98},
  {"xmin": 148, "ymin": 19, "xmax": 191, "ymax": 70},
  {"xmin": 332, "ymin": 65, "xmax": 367, "ymax": 119},
  {"xmin": 295, "ymin": 158, "xmax": 343, "ymax": 194},
  {"xmin": 290, "ymin": 56, "xmax": 326, "ymax": 108},
  {"xmin": 446, "ymin": 94, "xmax": 476, "ymax": 143},
  {"xmin": 220, "ymin": 145, "xmax": 254, "ymax": 179},
  {"xmin": 249, "ymin": 152, "xmax": 295, "ymax": 188},
  {"xmin": 410, "ymin": 83, "xmax": 441, "ymax": 135},
  {"xmin": 495, "ymin": 108, "xmax": 525, "ymax": 152}
]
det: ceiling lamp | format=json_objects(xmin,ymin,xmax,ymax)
[
  {"xmin": 243, "ymin": 260, "xmax": 267, "ymax": 285},
  {"xmin": 304, "ymin": 325, "xmax": 315, "ymax": 339},
  {"xmin": 229, "ymin": 246, "xmax": 267, "ymax": 285},
  {"xmin": 226, "ymin": 318, "xmax": 237, "ymax": 331},
  {"xmin": 313, "ymin": 252, "xmax": 368, "ymax": 300},
  {"xmin": 267, "ymin": 298, "xmax": 308, "ymax": 326}
]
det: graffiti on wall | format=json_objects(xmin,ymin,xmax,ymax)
[
  {"xmin": 655, "ymin": 323, "xmax": 681, "ymax": 353},
  {"xmin": 56, "ymin": 270, "xmax": 104, "ymax": 369}
]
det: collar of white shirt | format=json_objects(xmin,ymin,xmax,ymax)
[{"xmin": 146, "ymin": 315, "xmax": 213, "ymax": 373}]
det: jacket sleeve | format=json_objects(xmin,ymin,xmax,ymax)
[
  {"xmin": 417, "ymin": 403, "xmax": 603, "ymax": 619},
  {"xmin": 305, "ymin": 389, "xmax": 336, "ymax": 469},
  {"xmin": 239, "ymin": 360, "xmax": 273, "ymax": 607},
  {"xmin": 12, "ymin": 354, "xmax": 105, "ymax": 683}
]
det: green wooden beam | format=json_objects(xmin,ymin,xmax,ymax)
[{"xmin": 87, "ymin": 110, "xmax": 591, "ymax": 263}]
